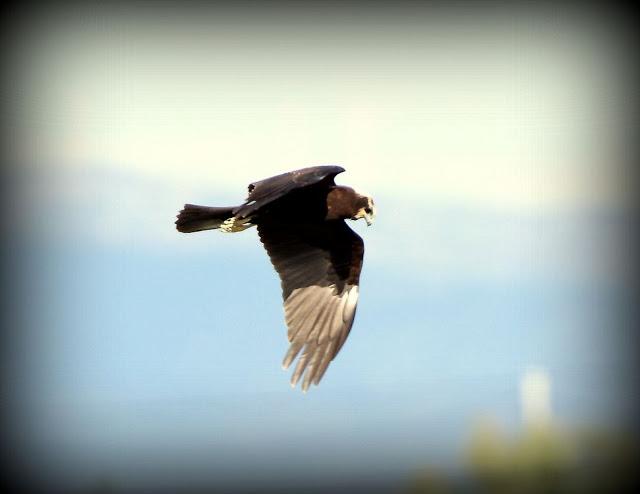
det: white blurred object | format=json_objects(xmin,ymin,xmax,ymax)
[{"xmin": 520, "ymin": 367, "xmax": 552, "ymax": 428}]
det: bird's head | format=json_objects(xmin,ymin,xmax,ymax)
[
  {"xmin": 326, "ymin": 186, "xmax": 376, "ymax": 225},
  {"xmin": 352, "ymin": 194, "xmax": 376, "ymax": 226}
]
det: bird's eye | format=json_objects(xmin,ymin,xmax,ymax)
[{"xmin": 364, "ymin": 207, "xmax": 372, "ymax": 214}]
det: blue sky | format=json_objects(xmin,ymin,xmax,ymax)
[{"xmin": 6, "ymin": 4, "xmax": 636, "ymax": 492}]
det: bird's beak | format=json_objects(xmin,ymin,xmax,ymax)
[{"xmin": 364, "ymin": 211, "xmax": 374, "ymax": 226}]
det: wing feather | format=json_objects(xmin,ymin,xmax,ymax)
[
  {"xmin": 258, "ymin": 220, "xmax": 364, "ymax": 390},
  {"xmin": 313, "ymin": 339, "xmax": 338, "ymax": 386},
  {"xmin": 302, "ymin": 340, "xmax": 329, "ymax": 391},
  {"xmin": 291, "ymin": 342, "xmax": 315, "ymax": 388},
  {"xmin": 282, "ymin": 339, "xmax": 305, "ymax": 370},
  {"xmin": 234, "ymin": 166, "xmax": 344, "ymax": 218}
]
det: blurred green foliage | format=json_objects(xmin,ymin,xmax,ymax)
[{"xmin": 410, "ymin": 417, "xmax": 638, "ymax": 494}]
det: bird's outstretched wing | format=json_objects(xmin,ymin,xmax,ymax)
[
  {"xmin": 234, "ymin": 165, "xmax": 344, "ymax": 219},
  {"xmin": 257, "ymin": 219, "xmax": 364, "ymax": 391}
]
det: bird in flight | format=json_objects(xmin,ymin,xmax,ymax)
[{"xmin": 175, "ymin": 166, "xmax": 375, "ymax": 392}]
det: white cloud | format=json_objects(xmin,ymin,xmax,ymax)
[{"xmin": 14, "ymin": 7, "xmax": 631, "ymax": 214}]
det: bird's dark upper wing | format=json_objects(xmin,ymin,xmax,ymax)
[
  {"xmin": 257, "ymin": 219, "xmax": 364, "ymax": 391},
  {"xmin": 233, "ymin": 165, "xmax": 344, "ymax": 219}
]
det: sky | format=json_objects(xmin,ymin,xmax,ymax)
[{"xmin": 3, "ymin": 4, "xmax": 637, "ymax": 493}]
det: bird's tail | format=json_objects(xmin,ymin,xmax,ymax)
[{"xmin": 175, "ymin": 204, "xmax": 248, "ymax": 233}]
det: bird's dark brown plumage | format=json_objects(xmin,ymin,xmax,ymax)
[{"xmin": 175, "ymin": 166, "xmax": 375, "ymax": 391}]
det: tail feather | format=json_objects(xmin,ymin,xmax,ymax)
[{"xmin": 175, "ymin": 204, "xmax": 235, "ymax": 233}]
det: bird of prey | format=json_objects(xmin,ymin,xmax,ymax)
[{"xmin": 175, "ymin": 166, "xmax": 375, "ymax": 392}]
